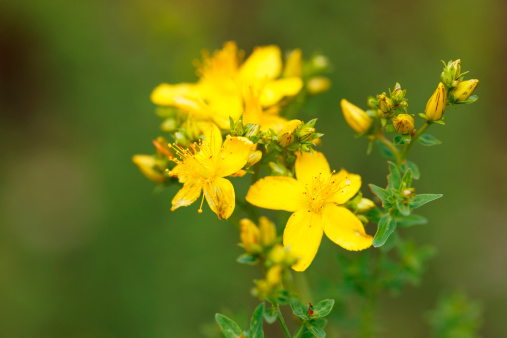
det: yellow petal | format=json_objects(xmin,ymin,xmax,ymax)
[
  {"xmin": 246, "ymin": 176, "xmax": 308, "ymax": 212},
  {"xmin": 200, "ymin": 122, "xmax": 223, "ymax": 155},
  {"xmin": 171, "ymin": 180, "xmax": 203, "ymax": 211},
  {"xmin": 322, "ymin": 204, "xmax": 372, "ymax": 251},
  {"xmin": 203, "ymin": 177, "xmax": 235, "ymax": 220},
  {"xmin": 173, "ymin": 96, "xmax": 212, "ymax": 120},
  {"xmin": 259, "ymin": 77, "xmax": 303, "ymax": 107},
  {"xmin": 214, "ymin": 136, "xmax": 253, "ymax": 177},
  {"xmin": 206, "ymin": 94, "xmax": 244, "ymax": 128},
  {"xmin": 283, "ymin": 49, "xmax": 302, "ymax": 77},
  {"xmin": 132, "ymin": 155, "xmax": 165, "ymax": 184},
  {"xmin": 239, "ymin": 45, "xmax": 282, "ymax": 83},
  {"xmin": 283, "ymin": 210, "xmax": 323, "ymax": 271},
  {"xmin": 328, "ymin": 169, "xmax": 362, "ymax": 204},
  {"xmin": 151, "ymin": 83, "xmax": 198, "ymax": 106},
  {"xmin": 295, "ymin": 150, "xmax": 331, "ymax": 186}
]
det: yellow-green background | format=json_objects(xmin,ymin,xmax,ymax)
[{"xmin": 1, "ymin": 0, "xmax": 506, "ymax": 337}]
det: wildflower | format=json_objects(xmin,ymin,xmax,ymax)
[
  {"xmin": 240, "ymin": 218, "xmax": 261, "ymax": 253},
  {"xmin": 425, "ymin": 82, "xmax": 447, "ymax": 121},
  {"xmin": 168, "ymin": 128, "xmax": 253, "ymax": 219},
  {"xmin": 132, "ymin": 155, "xmax": 166, "ymax": 184},
  {"xmin": 450, "ymin": 79, "xmax": 479, "ymax": 102},
  {"xmin": 393, "ymin": 114, "xmax": 415, "ymax": 134},
  {"xmin": 259, "ymin": 216, "xmax": 277, "ymax": 247},
  {"xmin": 340, "ymin": 99, "xmax": 372, "ymax": 134},
  {"xmin": 246, "ymin": 151, "xmax": 373, "ymax": 271}
]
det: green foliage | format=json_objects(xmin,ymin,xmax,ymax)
[
  {"xmin": 249, "ymin": 303, "xmax": 265, "ymax": 338},
  {"xmin": 429, "ymin": 292, "xmax": 483, "ymax": 338},
  {"xmin": 417, "ymin": 134, "xmax": 442, "ymax": 146},
  {"xmin": 290, "ymin": 299, "xmax": 334, "ymax": 337},
  {"xmin": 373, "ymin": 213, "xmax": 397, "ymax": 248},
  {"xmin": 237, "ymin": 253, "xmax": 258, "ymax": 265},
  {"xmin": 215, "ymin": 314, "xmax": 243, "ymax": 338}
]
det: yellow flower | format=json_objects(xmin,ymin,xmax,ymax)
[
  {"xmin": 340, "ymin": 99, "xmax": 372, "ymax": 134},
  {"xmin": 246, "ymin": 151, "xmax": 372, "ymax": 271},
  {"xmin": 425, "ymin": 82, "xmax": 447, "ymax": 121},
  {"xmin": 132, "ymin": 155, "xmax": 166, "ymax": 184},
  {"xmin": 168, "ymin": 127, "xmax": 254, "ymax": 219},
  {"xmin": 151, "ymin": 42, "xmax": 303, "ymax": 129},
  {"xmin": 239, "ymin": 218, "xmax": 261, "ymax": 253},
  {"xmin": 393, "ymin": 114, "xmax": 415, "ymax": 135}
]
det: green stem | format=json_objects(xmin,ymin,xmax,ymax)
[
  {"xmin": 376, "ymin": 133, "xmax": 402, "ymax": 165},
  {"xmin": 400, "ymin": 121, "xmax": 431, "ymax": 161},
  {"xmin": 273, "ymin": 301, "xmax": 292, "ymax": 338}
]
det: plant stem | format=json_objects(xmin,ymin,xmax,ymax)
[
  {"xmin": 400, "ymin": 121, "xmax": 431, "ymax": 161},
  {"xmin": 376, "ymin": 133, "xmax": 402, "ymax": 165},
  {"xmin": 273, "ymin": 301, "xmax": 292, "ymax": 338}
]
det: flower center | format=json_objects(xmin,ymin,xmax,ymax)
[
  {"xmin": 304, "ymin": 171, "xmax": 350, "ymax": 213},
  {"xmin": 169, "ymin": 140, "xmax": 216, "ymax": 180}
]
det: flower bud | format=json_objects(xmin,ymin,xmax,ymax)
[
  {"xmin": 425, "ymin": 83, "xmax": 447, "ymax": 121},
  {"xmin": 310, "ymin": 54, "xmax": 330, "ymax": 72},
  {"xmin": 247, "ymin": 150, "xmax": 262, "ymax": 167},
  {"xmin": 244, "ymin": 124, "xmax": 260, "ymax": 139},
  {"xmin": 391, "ymin": 83, "xmax": 406, "ymax": 102},
  {"xmin": 268, "ymin": 244, "xmax": 286, "ymax": 264},
  {"xmin": 161, "ymin": 118, "xmax": 178, "ymax": 132},
  {"xmin": 440, "ymin": 59, "xmax": 462, "ymax": 88},
  {"xmin": 297, "ymin": 127, "xmax": 316, "ymax": 142},
  {"xmin": 283, "ymin": 49, "xmax": 302, "ymax": 77},
  {"xmin": 231, "ymin": 119, "xmax": 244, "ymax": 136},
  {"xmin": 266, "ymin": 265, "xmax": 282, "ymax": 286},
  {"xmin": 356, "ymin": 198, "xmax": 376, "ymax": 213},
  {"xmin": 306, "ymin": 76, "xmax": 331, "ymax": 95},
  {"xmin": 377, "ymin": 93, "xmax": 393, "ymax": 114},
  {"xmin": 450, "ymin": 79, "xmax": 479, "ymax": 102},
  {"xmin": 393, "ymin": 114, "xmax": 415, "ymax": 135},
  {"xmin": 132, "ymin": 155, "xmax": 166, "ymax": 184},
  {"xmin": 277, "ymin": 120, "xmax": 302, "ymax": 147},
  {"xmin": 367, "ymin": 96, "xmax": 378, "ymax": 109},
  {"xmin": 259, "ymin": 216, "xmax": 277, "ymax": 247},
  {"xmin": 340, "ymin": 99, "xmax": 373, "ymax": 134},
  {"xmin": 239, "ymin": 218, "xmax": 260, "ymax": 254}
]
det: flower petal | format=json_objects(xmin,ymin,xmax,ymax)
[
  {"xmin": 322, "ymin": 204, "xmax": 372, "ymax": 251},
  {"xmin": 151, "ymin": 83, "xmax": 198, "ymax": 106},
  {"xmin": 328, "ymin": 169, "xmax": 362, "ymax": 204},
  {"xmin": 295, "ymin": 150, "xmax": 331, "ymax": 186},
  {"xmin": 171, "ymin": 180, "xmax": 202, "ymax": 211},
  {"xmin": 200, "ymin": 122, "xmax": 223, "ymax": 156},
  {"xmin": 204, "ymin": 177, "xmax": 235, "ymax": 220},
  {"xmin": 283, "ymin": 210, "xmax": 323, "ymax": 271},
  {"xmin": 239, "ymin": 45, "xmax": 282, "ymax": 83},
  {"xmin": 259, "ymin": 77, "xmax": 303, "ymax": 107},
  {"xmin": 246, "ymin": 176, "xmax": 308, "ymax": 212},
  {"xmin": 214, "ymin": 136, "xmax": 253, "ymax": 177}
]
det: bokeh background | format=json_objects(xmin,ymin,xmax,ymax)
[{"xmin": 1, "ymin": 0, "xmax": 506, "ymax": 337}]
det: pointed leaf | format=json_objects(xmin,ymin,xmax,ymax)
[
  {"xmin": 387, "ymin": 162, "xmax": 401, "ymax": 190},
  {"xmin": 290, "ymin": 299, "xmax": 309, "ymax": 320},
  {"xmin": 373, "ymin": 213, "xmax": 397, "ymax": 247},
  {"xmin": 418, "ymin": 134, "xmax": 442, "ymax": 146},
  {"xmin": 405, "ymin": 161, "xmax": 420, "ymax": 180},
  {"xmin": 369, "ymin": 184, "xmax": 392, "ymax": 207},
  {"xmin": 249, "ymin": 303, "xmax": 265, "ymax": 338},
  {"xmin": 397, "ymin": 200, "xmax": 411, "ymax": 216},
  {"xmin": 215, "ymin": 314, "xmax": 243, "ymax": 338},
  {"xmin": 312, "ymin": 299, "xmax": 335, "ymax": 319},
  {"xmin": 306, "ymin": 325, "xmax": 326, "ymax": 338},
  {"xmin": 396, "ymin": 214, "xmax": 428, "ymax": 227},
  {"xmin": 409, "ymin": 194, "xmax": 443, "ymax": 209},
  {"xmin": 376, "ymin": 140, "xmax": 395, "ymax": 159},
  {"xmin": 237, "ymin": 253, "xmax": 257, "ymax": 265},
  {"xmin": 263, "ymin": 307, "xmax": 278, "ymax": 324},
  {"xmin": 400, "ymin": 168, "xmax": 412, "ymax": 191}
]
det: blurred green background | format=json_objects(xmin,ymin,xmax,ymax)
[{"xmin": 1, "ymin": 0, "xmax": 506, "ymax": 337}]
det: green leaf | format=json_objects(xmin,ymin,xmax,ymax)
[
  {"xmin": 406, "ymin": 161, "xmax": 420, "ymax": 180},
  {"xmin": 306, "ymin": 325, "xmax": 326, "ymax": 338},
  {"xmin": 373, "ymin": 213, "xmax": 397, "ymax": 247},
  {"xmin": 376, "ymin": 140, "xmax": 395, "ymax": 159},
  {"xmin": 379, "ymin": 231, "xmax": 398, "ymax": 252},
  {"xmin": 418, "ymin": 113, "xmax": 428, "ymax": 119},
  {"xmin": 394, "ymin": 134, "xmax": 411, "ymax": 145},
  {"xmin": 418, "ymin": 134, "xmax": 442, "ymax": 146},
  {"xmin": 364, "ymin": 207, "xmax": 383, "ymax": 223},
  {"xmin": 409, "ymin": 194, "xmax": 443, "ymax": 209},
  {"xmin": 431, "ymin": 119, "xmax": 446, "ymax": 125},
  {"xmin": 290, "ymin": 299, "xmax": 309, "ymax": 320},
  {"xmin": 237, "ymin": 253, "xmax": 257, "ymax": 265},
  {"xmin": 396, "ymin": 214, "xmax": 428, "ymax": 227},
  {"xmin": 249, "ymin": 303, "xmax": 265, "ymax": 338},
  {"xmin": 275, "ymin": 290, "xmax": 292, "ymax": 305},
  {"xmin": 215, "ymin": 314, "xmax": 243, "ymax": 338},
  {"xmin": 312, "ymin": 299, "xmax": 334, "ymax": 319},
  {"xmin": 263, "ymin": 307, "xmax": 278, "ymax": 324},
  {"xmin": 385, "ymin": 124, "xmax": 396, "ymax": 133},
  {"xmin": 400, "ymin": 168, "xmax": 412, "ymax": 191},
  {"xmin": 397, "ymin": 200, "xmax": 411, "ymax": 216},
  {"xmin": 369, "ymin": 184, "xmax": 392, "ymax": 207},
  {"xmin": 387, "ymin": 162, "xmax": 401, "ymax": 190}
]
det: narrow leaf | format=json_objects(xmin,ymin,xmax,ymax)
[
  {"xmin": 369, "ymin": 184, "xmax": 392, "ymax": 207},
  {"xmin": 237, "ymin": 253, "xmax": 257, "ymax": 265},
  {"xmin": 306, "ymin": 325, "xmax": 326, "ymax": 338},
  {"xmin": 400, "ymin": 168, "xmax": 412, "ymax": 191},
  {"xmin": 387, "ymin": 162, "xmax": 401, "ymax": 190},
  {"xmin": 290, "ymin": 299, "xmax": 309, "ymax": 320},
  {"xmin": 418, "ymin": 134, "xmax": 442, "ymax": 146},
  {"xmin": 312, "ymin": 299, "xmax": 335, "ymax": 319},
  {"xmin": 263, "ymin": 307, "xmax": 278, "ymax": 324},
  {"xmin": 396, "ymin": 214, "xmax": 428, "ymax": 227},
  {"xmin": 373, "ymin": 213, "xmax": 397, "ymax": 247},
  {"xmin": 406, "ymin": 161, "xmax": 420, "ymax": 180},
  {"xmin": 215, "ymin": 314, "xmax": 243, "ymax": 338},
  {"xmin": 249, "ymin": 303, "xmax": 265, "ymax": 338},
  {"xmin": 410, "ymin": 194, "xmax": 443, "ymax": 209},
  {"xmin": 397, "ymin": 201, "xmax": 411, "ymax": 216}
]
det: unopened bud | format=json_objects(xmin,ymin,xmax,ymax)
[
  {"xmin": 441, "ymin": 59, "xmax": 462, "ymax": 88},
  {"xmin": 297, "ymin": 127, "xmax": 316, "ymax": 142},
  {"xmin": 259, "ymin": 216, "xmax": 277, "ymax": 247},
  {"xmin": 425, "ymin": 83, "xmax": 447, "ymax": 121},
  {"xmin": 284, "ymin": 49, "xmax": 302, "ymax": 77},
  {"xmin": 377, "ymin": 93, "xmax": 393, "ymax": 113},
  {"xmin": 393, "ymin": 114, "xmax": 415, "ymax": 134},
  {"xmin": 340, "ymin": 99, "xmax": 372, "ymax": 134},
  {"xmin": 307, "ymin": 77, "xmax": 331, "ymax": 95},
  {"xmin": 266, "ymin": 265, "xmax": 282, "ymax": 286},
  {"xmin": 231, "ymin": 120, "xmax": 244, "ymax": 136},
  {"xmin": 450, "ymin": 79, "xmax": 479, "ymax": 102},
  {"xmin": 244, "ymin": 124, "xmax": 260, "ymax": 139},
  {"xmin": 269, "ymin": 244, "xmax": 286, "ymax": 264},
  {"xmin": 239, "ymin": 218, "xmax": 260, "ymax": 254},
  {"xmin": 391, "ymin": 83, "xmax": 406, "ymax": 102},
  {"xmin": 247, "ymin": 150, "xmax": 262, "ymax": 167},
  {"xmin": 132, "ymin": 155, "xmax": 166, "ymax": 184},
  {"xmin": 277, "ymin": 120, "xmax": 302, "ymax": 147},
  {"xmin": 357, "ymin": 198, "xmax": 376, "ymax": 213},
  {"xmin": 311, "ymin": 54, "xmax": 330, "ymax": 71},
  {"xmin": 161, "ymin": 118, "xmax": 178, "ymax": 132},
  {"xmin": 367, "ymin": 96, "xmax": 378, "ymax": 109}
]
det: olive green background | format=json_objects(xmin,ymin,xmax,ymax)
[{"xmin": 1, "ymin": 0, "xmax": 506, "ymax": 337}]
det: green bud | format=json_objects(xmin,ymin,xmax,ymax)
[
  {"xmin": 297, "ymin": 127, "xmax": 316, "ymax": 142},
  {"xmin": 440, "ymin": 59, "xmax": 462, "ymax": 88},
  {"xmin": 367, "ymin": 96, "xmax": 378, "ymax": 108},
  {"xmin": 247, "ymin": 150, "xmax": 262, "ymax": 167},
  {"xmin": 244, "ymin": 124, "xmax": 260, "ymax": 139},
  {"xmin": 377, "ymin": 93, "xmax": 393, "ymax": 113},
  {"xmin": 231, "ymin": 120, "xmax": 244, "ymax": 136},
  {"xmin": 160, "ymin": 118, "xmax": 178, "ymax": 132},
  {"xmin": 356, "ymin": 198, "xmax": 376, "ymax": 213},
  {"xmin": 391, "ymin": 83, "xmax": 406, "ymax": 102}
]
